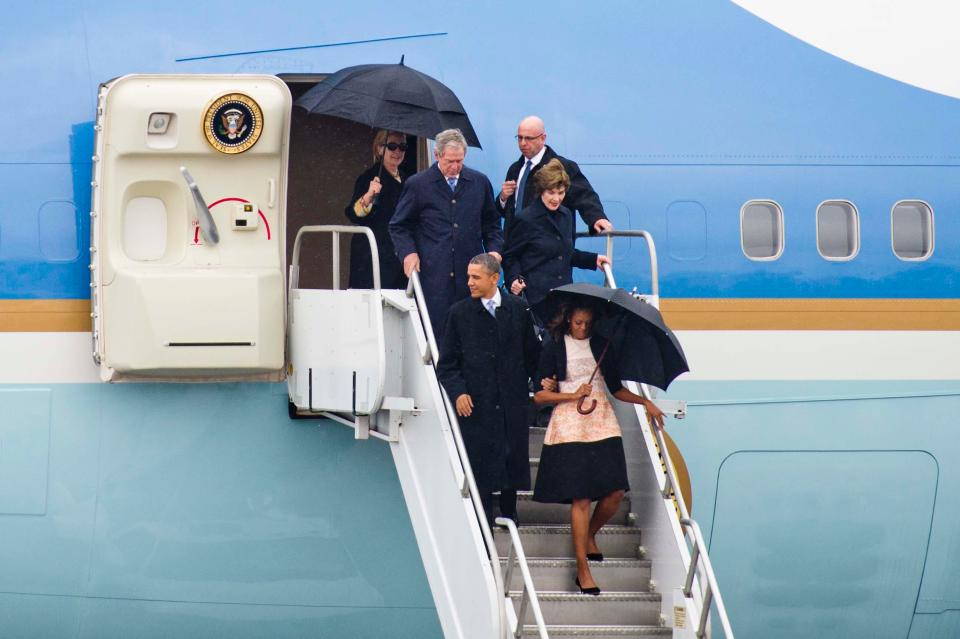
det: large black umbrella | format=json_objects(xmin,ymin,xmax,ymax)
[
  {"xmin": 294, "ymin": 58, "xmax": 482, "ymax": 148},
  {"xmin": 533, "ymin": 283, "xmax": 689, "ymax": 411}
]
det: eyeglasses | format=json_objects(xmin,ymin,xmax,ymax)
[
  {"xmin": 515, "ymin": 134, "xmax": 544, "ymax": 143},
  {"xmin": 383, "ymin": 142, "xmax": 408, "ymax": 152}
]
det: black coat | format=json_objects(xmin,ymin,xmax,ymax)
[
  {"xmin": 502, "ymin": 199, "xmax": 598, "ymax": 307},
  {"xmin": 344, "ymin": 163, "xmax": 409, "ymax": 289},
  {"xmin": 498, "ymin": 146, "xmax": 608, "ymax": 239},
  {"xmin": 535, "ymin": 334, "xmax": 624, "ymax": 396},
  {"xmin": 437, "ymin": 295, "xmax": 541, "ymax": 496},
  {"xmin": 389, "ymin": 164, "xmax": 503, "ymax": 339}
]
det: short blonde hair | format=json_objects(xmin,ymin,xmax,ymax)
[
  {"xmin": 534, "ymin": 158, "xmax": 570, "ymax": 194},
  {"xmin": 372, "ymin": 130, "xmax": 405, "ymax": 163}
]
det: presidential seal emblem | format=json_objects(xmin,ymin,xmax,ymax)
[{"xmin": 203, "ymin": 93, "xmax": 263, "ymax": 154}]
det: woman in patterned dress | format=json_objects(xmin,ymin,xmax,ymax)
[{"xmin": 533, "ymin": 303, "xmax": 665, "ymax": 595}]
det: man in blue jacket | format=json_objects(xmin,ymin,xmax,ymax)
[{"xmin": 390, "ymin": 129, "xmax": 503, "ymax": 340}]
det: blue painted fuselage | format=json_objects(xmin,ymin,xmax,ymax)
[{"xmin": 1, "ymin": 2, "xmax": 958, "ymax": 638}]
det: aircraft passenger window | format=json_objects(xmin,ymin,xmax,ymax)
[
  {"xmin": 816, "ymin": 200, "xmax": 859, "ymax": 260},
  {"xmin": 38, "ymin": 201, "xmax": 80, "ymax": 262},
  {"xmin": 123, "ymin": 197, "xmax": 168, "ymax": 261},
  {"xmin": 892, "ymin": 201, "xmax": 934, "ymax": 260},
  {"xmin": 740, "ymin": 200, "xmax": 784, "ymax": 260}
]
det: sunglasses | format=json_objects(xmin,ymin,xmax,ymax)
[
  {"xmin": 384, "ymin": 142, "xmax": 408, "ymax": 152},
  {"xmin": 515, "ymin": 134, "xmax": 544, "ymax": 143}
]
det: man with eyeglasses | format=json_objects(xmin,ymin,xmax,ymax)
[{"xmin": 498, "ymin": 116, "xmax": 613, "ymax": 239}]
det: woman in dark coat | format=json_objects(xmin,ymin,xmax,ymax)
[
  {"xmin": 533, "ymin": 302, "xmax": 665, "ymax": 595},
  {"xmin": 502, "ymin": 159, "xmax": 610, "ymax": 308},
  {"xmin": 345, "ymin": 130, "xmax": 409, "ymax": 289}
]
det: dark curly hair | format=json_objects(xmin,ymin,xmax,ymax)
[{"xmin": 547, "ymin": 301, "xmax": 596, "ymax": 343}]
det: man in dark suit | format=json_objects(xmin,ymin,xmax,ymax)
[
  {"xmin": 390, "ymin": 129, "xmax": 503, "ymax": 339},
  {"xmin": 437, "ymin": 253, "xmax": 540, "ymax": 526},
  {"xmin": 497, "ymin": 115, "xmax": 614, "ymax": 240}
]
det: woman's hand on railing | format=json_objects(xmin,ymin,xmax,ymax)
[
  {"xmin": 593, "ymin": 219, "xmax": 614, "ymax": 233},
  {"xmin": 643, "ymin": 398, "xmax": 666, "ymax": 430},
  {"xmin": 596, "ymin": 254, "xmax": 611, "ymax": 269}
]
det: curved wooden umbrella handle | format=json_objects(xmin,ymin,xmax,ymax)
[{"xmin": 577, "ymin": 395, "xmax": 597, "ymax": 415}]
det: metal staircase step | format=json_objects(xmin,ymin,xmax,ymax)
[
  {"xmin": 530, "ymin": 457, "xmax": 540, "ymax": 483},
  {"xmin": 521, "ymin": 625, "xmax": 671, "ymax": 637},
  {"xmin": 500, "ymin": 557, "xmax": 652, "ymax": 592},
  {"xmin": 517, "ymin": 491, "xmax": 632, "ymax": 526},
  {"xmin": 510, "ymin": 591, "xmax": 662, "ymax": 626},
  {"xmin": 529, "ymin": 426, "xmax": 546, "ymax": 458},
  {"xmin": 494, "ymin": 525, "xmax": 644, "ymax": 559}
]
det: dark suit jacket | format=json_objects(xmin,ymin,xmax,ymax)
[
  {"xmin": 497, "ymin": 145, "xmax": 607, "ymax": 239},
  {"xmin": 344, "ymin": 163, "xmax": 408, "ymax": 289},
  {"xmin": 502, "ymin": 199, "xmax": 598, "ymax": 307},
  {"xmin": 437, "ymin": 294, "xmax": 540, "ymax": 495},
  {"xmin": 389, "ymin": 164, "xmax": 503, "ymax": 339}
]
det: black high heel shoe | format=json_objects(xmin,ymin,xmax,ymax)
[
  {"xmin": 586, "ymin": 552, "xmax": 604, "ymax": 562},
  {"xmin": 575, "ymin": 577, "xmax": 601, "ymax": 596}
]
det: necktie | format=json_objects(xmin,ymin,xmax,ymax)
[
  {"xmin": 486, "ymin": 300, "xmax": 497, "ymax": 317},
  {"xmin": 447, "ymin": 176, "xmax": 457, "ymax": 192},
  {"xmin": 516, "ymin": 160, "xmax": 533, "ymax": 212}
]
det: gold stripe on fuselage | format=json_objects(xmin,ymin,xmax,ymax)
[
  {"xmin": 0, "ymin": 299, "xmax": 91, "ymax": 332},
  {"xmin": 2, "ymin": 298, "xmax": 960, "ymax": 332},
  {"xmin": 661, "ymin": 298, "xmax": 960, "ymax": 330}
]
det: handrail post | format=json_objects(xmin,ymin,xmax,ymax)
[
  {"xmin": 683, "ymin": 539, "xmax": 700, "ymax": 597},
  {"xmin": 496, "ymin": 517, "xmax": 550, "ymax": 639},
  {"xmin": 697, "ymin": 586, "xmax": 714, "ymax": 639},
  {"xmin": 503, "ymin": 542, "xmax": 518, "ymax": 596},
  {"xmin": 332, "ymin": 231, "xmax": 340, "ymax": 290}
]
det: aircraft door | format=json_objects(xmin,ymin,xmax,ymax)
[{"xmin": 90, "ymin": 75, "xmax": 291, "ymax": 381}]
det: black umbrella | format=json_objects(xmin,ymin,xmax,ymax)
[
  {"xmin": 533, "ymin": 283, "xmax": 689, "ymax": 413},
  {"xmin": 294, "ymin": 57, "xmax": 482, "ymax": 148}
]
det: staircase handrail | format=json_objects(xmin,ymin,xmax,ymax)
[
  {"xmin": 290, "ymin": 224, "xmax": 380, "ymax": 291},
  {"xmin": 590, "ymin": 232, "xmax": 734, "ymax": 639},
  {"xmin": 576, "ymin": 229, "xmax": 658, "ymax": 297},
  {"xmin": 495, "ymin": 517, "xmax": 550, "ymax": 639},
  {"xmin": 405, "ymin": 270, "xmax": 515, "ymax": 639}
]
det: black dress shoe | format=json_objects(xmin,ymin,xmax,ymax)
[
  {"xmin": 586, "ymin": 552, "xmax": 604, "ymax": 562},
  {"xmin": 575, "ymin": 577, "xmax": 601, "ymax": 596}
]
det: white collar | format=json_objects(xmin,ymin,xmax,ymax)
[
  {"xmin": 522, "ymin": 146, "xmax": 547, "ymax": 169},
  {"xmin": 481, "ymin": 288, "xmax": 502, "ymax": 308}
]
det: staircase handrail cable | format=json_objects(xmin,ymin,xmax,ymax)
[
  {"xmin": 406, "ymin": 270, "xmax": 516, "ymax": 639},
  {"xmin": 592, "ymin": 232, "xmax": 734, "ymax": 639}
]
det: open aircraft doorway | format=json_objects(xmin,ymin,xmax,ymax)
[{"xmin": 281, "ymin": 74, "xmax": 426, "ymax": 292}]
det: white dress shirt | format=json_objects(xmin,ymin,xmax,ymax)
[{"xmin": 500, "ymin": 146, "xmax": 547, "ymax": 206}]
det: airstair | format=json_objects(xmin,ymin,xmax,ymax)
[{"xmin": 287, "ymin": 226, "xmax": 734, "ymax": 639}]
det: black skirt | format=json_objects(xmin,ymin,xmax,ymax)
[{"xmin": 533, "ymin": 436, "xmax": 630, "ymax": 504}]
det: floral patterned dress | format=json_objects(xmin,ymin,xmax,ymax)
[{"xmin": 533, "ymin": 335, "xmax": 630, "ymax": 504}]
